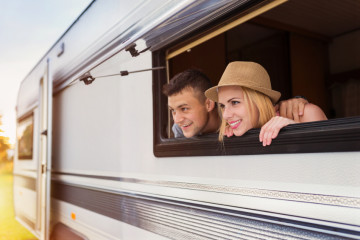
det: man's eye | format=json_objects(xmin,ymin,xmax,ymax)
[{"xmin": 181, "ymin": 108, "xmax": 189, "ymax": 112}]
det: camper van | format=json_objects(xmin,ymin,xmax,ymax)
[{"xmin": 13, "ymin": 0, "xmax": 360, "ymax": 239}]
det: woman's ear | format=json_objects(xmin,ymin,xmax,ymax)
[{"xmin": 205, "ymin": 98, "xmax": 215, "ymax": 112}]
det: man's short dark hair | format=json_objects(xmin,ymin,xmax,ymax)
[{"xmin": 162, "ymin": 69, "xmax": 211, "ymax": 99}]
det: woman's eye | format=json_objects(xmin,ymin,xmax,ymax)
[
  {"xmin": 231, "ymin": 101, "xmax": 240, "ymax": 105},
  {"xmin": 219, "ymin": 104, "xmax": 225, "ymax": 109}
]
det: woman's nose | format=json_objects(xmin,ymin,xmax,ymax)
[{"xmin": 222, "ymin": 107, "xmax": 232, "ymax": 119}]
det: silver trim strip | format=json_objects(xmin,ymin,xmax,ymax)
[{"xmin": 53, "ymin": 172, "xmax": 360, "ymax": 209}]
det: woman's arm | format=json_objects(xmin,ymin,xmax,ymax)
[
  {"xmin": 259, "ymin": 103, "xmax": 327, "ymax": 146},
  {"xmin": 299, "ymin": 103, "xmax": 327, "ymax": 122}
]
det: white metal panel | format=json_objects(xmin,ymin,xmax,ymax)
[
  {"xmin": 51, "ymin": 200, "xmax": 171, "ymax": 240},
  {"xmin": 52, "ymin": 46, "xmax": 153, "ymax": 172},
  {"xmin": 13, "ymin": 187, "xmax": 37, "ymax": 225}
]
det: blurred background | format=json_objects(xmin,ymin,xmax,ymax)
[{"xmin": 0, "ymin": 1, "xmax": 91, "ymax": 239}]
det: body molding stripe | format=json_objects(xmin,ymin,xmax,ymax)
[
  {"xmin": 52, "ymin": 172, "xmax": 360, "ymax": 209},
  {"xmin": 51, "ymin": 181, "xmax": 359, "ymax": 239}
]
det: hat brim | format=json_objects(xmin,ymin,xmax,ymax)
[{"xmin": 205, "ymin": 84, "xmax": 281, "ymax": 104}]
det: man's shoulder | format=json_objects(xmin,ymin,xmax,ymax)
[{"xmin": 172, "ymin": 124, "xmax": 184, "ymax": 138}]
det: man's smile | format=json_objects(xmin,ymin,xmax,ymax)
[{"xmin": 181, "ymin": 122, "xmax": 193, "ymax": 128}]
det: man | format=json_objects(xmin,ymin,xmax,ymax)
[{"xmin": 162, "ymin": 69, "xmax": 308, "ymax": 138}]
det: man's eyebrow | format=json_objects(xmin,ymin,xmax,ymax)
[
  {"xmin": 177, "ymin": 104, "xmax": 189, "ymax": 108},
  {"xmin": 168, "ymin": 103, "xmax": 189, "ymax": 110}
]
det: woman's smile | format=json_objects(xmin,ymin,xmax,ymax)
[{"xmin": 229, "ymin": 119, "xmax": 241, "ymax": 129}]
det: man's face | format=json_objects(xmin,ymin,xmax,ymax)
[{"xmin": 168, "ymin": 88, "xmax": 209, "ymax": 138}]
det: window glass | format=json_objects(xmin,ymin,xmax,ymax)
[{"xmin": 17, "ymin": 115, "xmax": 34, "ymax": 160}]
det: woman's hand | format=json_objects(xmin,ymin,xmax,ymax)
[
  {"xmin": 259, "ymin": 116, "xmax": 295, "ymax": 146},
  {"xmin": 224, "ymin": 124, "xmax": 234, "ymax": 137}
]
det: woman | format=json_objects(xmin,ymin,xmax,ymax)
[{"xmin": 205, "ymin": 61, "xmax": 327, "ymax": 146}]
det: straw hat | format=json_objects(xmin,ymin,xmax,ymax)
[{"xmin": 205, "ymin": 61, "xmax": 281, "ymax": 104}]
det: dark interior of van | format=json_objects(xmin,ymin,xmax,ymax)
[{"xmin": 168, "ymin": 0, "xmax": 360, "ymax": 119}]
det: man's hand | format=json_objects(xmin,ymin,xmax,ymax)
[{"xmin": 275, "ymin": 97, "xmax": 308, "ymax": 122}]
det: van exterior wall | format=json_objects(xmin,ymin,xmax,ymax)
[
  {"xmin": 51, "ymin": 150, "xmax": 360, "ymax": 239},
  {"xmin": 52, "ymin": 49, "xmax": 153, "ymax": 173},
  {"xmin": 49, "ymin": 45, "xmax": 360, "ymax": 239},
  {"xmin": 14, "ymin": 0, "xmax": 360, "ymax": 238}
]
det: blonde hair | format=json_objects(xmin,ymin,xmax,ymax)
[{"xmin": 218, "ymin": 87, "xmax": 275, "ymax": 142}]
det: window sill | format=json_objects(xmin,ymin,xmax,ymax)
[{"xmin": 154, "ymin": 116, "xmax": 360, "ymax": 157}]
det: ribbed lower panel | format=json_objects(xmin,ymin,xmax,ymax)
[{"xmin": 51, "ymin": 181, "xmax": 358, "ymax": 240}]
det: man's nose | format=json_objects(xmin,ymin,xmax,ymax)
[{"xmin": 173, "ymin": 112, "xmax": 184, "ymax": 123}]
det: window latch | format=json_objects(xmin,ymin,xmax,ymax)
[
  {"xmin": 79, "ymin": 72, "xmax": 95, "ymax": 85},
  {"xmin": 125, "ymin": 43, "xmax": 150, "ymax": 57}
]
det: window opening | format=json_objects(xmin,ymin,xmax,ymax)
[
  {"xmin": 17, "ymin": 115, "xmax": 34, "ymax": 160},
  {"xmin": 154, "ymin": 0, "xmax": 360, "ymax": 156}
]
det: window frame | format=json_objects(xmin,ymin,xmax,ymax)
[
  {"xmin": 152, "ymin": 51, "xmax": 360, "ymax": 158},
  {"xmin": 151, "ymin": 0, "xmax": 360, "ymax": 158}
]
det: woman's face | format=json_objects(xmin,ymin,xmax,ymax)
[{"xmin": 218, "ymin": 86, "xmax": 259, "ymax": 136}]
